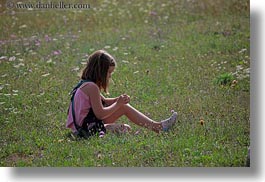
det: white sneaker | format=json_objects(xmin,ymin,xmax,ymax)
[{"xmin": 161, "ymin": 111, "xmax": 178, "ymax": 131}]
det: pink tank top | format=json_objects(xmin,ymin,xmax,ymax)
[{"xmin": 66, "ymin": 82, "xmax": 93, "ymax": 132}]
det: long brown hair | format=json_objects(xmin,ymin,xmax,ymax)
[{"xmin": 81, "ymin": 50, "xmax": 116, "ymax": 93}]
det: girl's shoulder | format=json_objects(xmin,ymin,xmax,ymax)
[
  {"xmin": 80, "ymin": 81, "xmax": 97, "ymax": 89},
  {"xmin": 80, "ymin": 81, "xmax": 99, "ymax": 96}
]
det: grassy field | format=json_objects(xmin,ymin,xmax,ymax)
[{"xmin": 0, "ymin": 0, "xmax": 250, "ymax": 167}]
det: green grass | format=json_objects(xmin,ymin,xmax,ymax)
[{"xmin": 0, "ymin": 0, "xmax": 250, "ymax": 167}]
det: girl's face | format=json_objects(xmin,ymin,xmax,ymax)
[{"xmin": 107, "ymin": 66, "xmax": 115, "ymax": 80}]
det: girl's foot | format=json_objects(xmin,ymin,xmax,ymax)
[
  {"xmin": 161, "ymin": 111, "xmax": 178, "ymax": 131},
  {"xmin": 104, "ymin": 123, "xmax": 131, "ymax": 134}
]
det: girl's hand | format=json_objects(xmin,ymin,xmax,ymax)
[
  {"xmin": 117, "ymin": 94, "xmax": 130, "ymax": 105},
  {"xmin": 123, "ymin": 94, "xmax": 130, "ymax": 104}
]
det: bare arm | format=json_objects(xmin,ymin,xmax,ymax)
[
  {"xmin": 81, "ymin": 83, "xmax": 128, "ymax": 120},
  {"xmin": 101, "ymin": 94, "xmax": 118, "ymax": 106}
]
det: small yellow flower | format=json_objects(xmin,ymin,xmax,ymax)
[
  {"xmin": 199, "ymin": 119, "xmax": 204, "ymax": 126},
  {"xmin": 231, "ymin": 80, "xmax": 238, "ymax": 88},
  {"xmin": 146, "ymin": 69, "xmax": 150, "ymax": 75},
  {"xmin": 232, "ymin": 80, "xmax": 238, "ymax": 84}
]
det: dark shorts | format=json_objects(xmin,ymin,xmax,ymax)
[
  {"xmin": 78, "ymin": 100, "xmax": 106, "ymax": 138},
  {"xmin": 81, "ymin": 108, "xmax": 106, "ymax": 136}
]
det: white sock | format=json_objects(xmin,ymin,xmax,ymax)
[{"xmin": 161, "ymin": 111, "xmax": 178, "ymax": 131}]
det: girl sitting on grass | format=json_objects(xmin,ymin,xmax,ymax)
[{"xmin": 66, "ymin": 50, "xmax": 177, "ymax": 136}]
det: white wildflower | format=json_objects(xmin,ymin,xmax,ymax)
[
  {"xmin": 112, "ymin": 47, "xmax": 118, "ymax": 51},
  {"xmin": 42, "ymin": 73, "xmax": 50, "ymax": 77},
  {"xmin": 104, "ymin": 45, "xmax": 111, "ymax": 49},
  {"xmin": 47, "ymin": 58, "xmax": 53, "ymax": 63},
  {"xmin": 122, "ymin": 60, "xmax": 129, "ymax": 63},
  {"xmin": 72, "ymin": 67, "xmax": 80, "ymax": 71},
  {"xmin": 9, "ymin": 56, "xmax": 16, "ymax": 61},
  {"xmin": 236, "ymin": 65, "xmax": 243, "ymax": 71},
  {"xmin": 0, "ymin": 56, "xmax": 8, "ymax": 60},
  {"xmin": 13, "ymin": 63, "xmax": 25, "ymax": 68},
  {"xmin": 19, "ymin": 24, "xmax": 27, "ymax": 29},
  {"xmin": 239, "ymin": 48, "xmax": 247, "ymax": 54}
]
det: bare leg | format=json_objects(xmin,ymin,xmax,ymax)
[{"xmin": 103, "ymin": 104, "xmax": 162, "ymax": 133}]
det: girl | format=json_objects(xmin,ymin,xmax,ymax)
[{"xmin": 66, "ymin": 50, "xmax": 177, "ymax": 136}]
